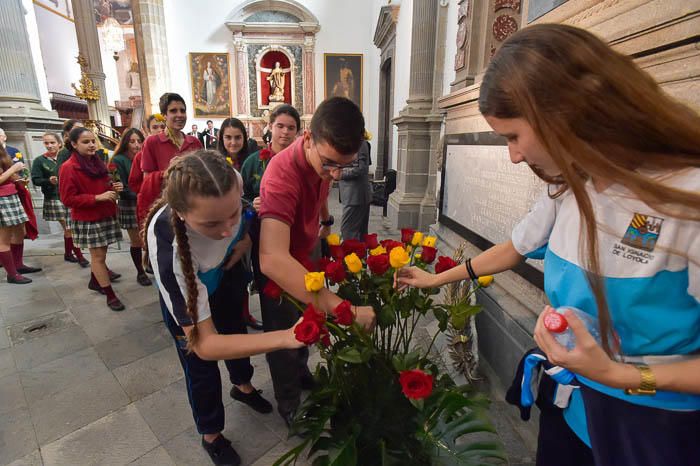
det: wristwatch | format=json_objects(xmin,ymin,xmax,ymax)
[
  {"xmin": 320, "ymin": 215, "xmax": 334, "ymax": 227},
  {"xmin": 624, "ymin": 364, "xmax": 656, "ymax": 396}
]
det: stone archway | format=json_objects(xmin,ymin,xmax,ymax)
[
  {"xmin": 373, "ymin": 4, "xmax": 399, "ymax": 181},
  {"xmin": 226, "ymin": 0, "xmax": 319, "ymax": 139}
]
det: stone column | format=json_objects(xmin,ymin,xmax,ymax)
[
  {"xmin": 233, "ymin": 33, "xmax": 250, "ymax": 116},
  {"xmin": 387, "ymin": 0, "xmax": 442, "ymax": 230},
  {"xmin": 0, "ymin": 0, "xmax": 61, "ymax": 160},
  {"xmin": 71, "ymin": 0, "xmax": 111, "ymax": 125},
  {"xmin": 132, "ymin": 0, "xmax": 172, "ymax": 115},
  {"xmin": 302, "ymin": 35, "xmax": 316, "ymax": 116}
]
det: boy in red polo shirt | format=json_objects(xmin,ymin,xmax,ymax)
[
  {"xmin": 258, "ymin": 97, "xmax": 376, "ymax": 426},
  {"xmin": 138, "ymin": 93, "xmax": 201, "ymax": 222}
]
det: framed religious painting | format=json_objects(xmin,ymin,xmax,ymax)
[
  {"xmin": 324, "ymin": 54, "xmax": 363, "ymax": 111},
  {"xmin": 189, "ymin": 53, "xmax": 232, "ymax": 118}
]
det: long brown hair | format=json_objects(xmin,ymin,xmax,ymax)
[
  {"xmin": 0, "ymin": 144, "xmax": 11, "ymax": 171},
  {"xmin": 479, "ymin": 24, "xmax": 700, "ymax": 355},
  {"xmin": 113, "ymin": 128, "xmax": 145, "ymax": 158},
  {"xmin": 142, "ymin": 150, "xmax": 239, "ymax": 350}
]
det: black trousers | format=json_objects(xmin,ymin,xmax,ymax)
[
  {"xmin": 161, "ymin": 262, "xmax": 253, "ymax": 434},
  {"xmin": 582, "ymin": 385, "xmax": 700, "ymax": 466},
  {"xmin": 340, "ymin": 202, "xmax": 370, "ymax": 241},
  {"xmin": 250, "ymin": 218, "xmax": 310, "ymax": 416}
]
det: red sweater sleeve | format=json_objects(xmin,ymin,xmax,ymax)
[
  {"xmin": 59, "ymin": 165, "xmax": 97, "ymax": 208},
  {"xmin": 129, "ymin": 151, "xmax": 144, "ymax": 193},
  {"xmin": 141, "ymin": 137, "xmax": 158, "ymax": 172}
]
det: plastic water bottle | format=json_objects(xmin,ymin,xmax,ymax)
[{"xmin": 543, "ymin": 307, "xmax": 601, "ymax": 350}]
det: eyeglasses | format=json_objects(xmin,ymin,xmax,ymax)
[{"xmin": 311, "ymin": 138, "xmax": 358, "ymax": 170}]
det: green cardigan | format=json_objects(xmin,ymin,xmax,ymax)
[
  {"xmin": 111, "ymin": 153, "xmax": 136, "ymax": 200},
  {"xmin": 240, "ymin": 149, "xmax": 269, "ymax": 203},
  {"xmin": 30, "ymin": 155, "xmax": 59, "ymax": 199}
]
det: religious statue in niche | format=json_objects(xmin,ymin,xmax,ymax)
[
  {"xmin": 258, "ymin": 50, "xmax": 293, "ymax": 107},
  {"xmin": 262, "ymin": 62, "xmax": 291, "ymax": 102}
]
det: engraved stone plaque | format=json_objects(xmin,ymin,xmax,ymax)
[{"xmin": 441, "ymin": 144, "xmax": 545, "ymax": 269}]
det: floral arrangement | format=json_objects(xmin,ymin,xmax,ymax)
[{"xmin": 273, "ymin": 230, "xmax": 506, "ymax": 466}]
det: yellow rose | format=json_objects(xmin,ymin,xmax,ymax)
[
  {"xmin": 225, "ymin": 157, "xmax": 233, "ymax": 165},
  {"xmin": 304, "ymin": 272, "xmax": 325, "ymax": 292},
  {"xmin": 327, "ymin": 233, "xmax": 341, "ymax": 246},
  {"xmin": 411, "ymin": 231, "xmax": 424, "ymax": 246},
  {"xmin": 423, "ymin": 236, "xmax": 437, "ymax": 248},
  {"xmin": 389, "ymin": 246, "xmax": 410, "ymax": 269},
  {"xmin": 477, "ymin": 275, "xmax": 494, "ymax": 287},
  {"xmin": 369, "ymin": 245, "xmax": 386, "ymax": 256},
  {"xmin": 154, "ymin": 113, "xmax": 165, "ymax": 122},
  {"xmin": 15, "ymin": 152, "xmax": 22, "ymax": 160},
  {"xmin": 344, "ymin": 253, "xmax": 363, "ymax": 274}
]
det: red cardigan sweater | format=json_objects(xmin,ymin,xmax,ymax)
[{"xmin": 59, "ymin": 153, "xmax": 117, "ymax": 221}]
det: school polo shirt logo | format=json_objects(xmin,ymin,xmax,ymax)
[{"xmin": 621, "ymin": 213, "xmax": 664, "ymax": 252}]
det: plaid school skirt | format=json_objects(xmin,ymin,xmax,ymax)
[
  {"xmin": 42, "ymin": 198, "xmax": 68, "ymax": 222},
  {"xmin": 118, "ymin": 198, "xmax": 138, "ymax": 230},
  {"xmin": 72, "ymin": 216, "xmax": 122, "ymax": 249},
  {"xmin": 0, "ymin": 194, "xmax": 29, "ymax": 227}
]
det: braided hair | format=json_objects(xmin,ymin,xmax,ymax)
[{"xmin": 142, "ymin": 150, "xmax": 239, "ymax": 350}]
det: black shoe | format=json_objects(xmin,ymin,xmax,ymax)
[
  {"xmin": 7, "ymin": 275, "xmax": 32, "ymax": 284},
  {"xmin": 245, "ymin": 315, "xmax": 264, "ymax": 331},
  {"xmin": 230, "ymin": 386, "xmax": 273, "ymax": 414},
  {"xmin": 201, "ymin": 435, "xmax": 241, "ymax": 466},
  {"xmin": 88, "ymin": 279, "xmax": 106, "ymax": 295},
  {"xmin": 16, "ymin": 265, "xmax": 42, "ymax": 274},
  {"xmin": 107, "ymin": 269, "xmax": 121, "ymax": 281},
  {"xmin": 64, "ymin": 254, "xmax": 79, "ymax": 263},
  {"xmin": 145, "ymin": 263, "xmax": 153, "ymax": 274},
  {"xmin": 77, "ymin": 257, "xmax": 90, "ymax": 268},
  {"xmin": 300, "ymin": 371, "xmax": 316, "ymax": 391},
  {"xmin": 136, "ymin": 273, "xmax": 152, "ymax": 286},
  {"xmin": 107, "ymin": 297, "xmax": 125, "ymax": 311}
]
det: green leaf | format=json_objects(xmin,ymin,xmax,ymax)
[
  {"xmin": 432, "ymin": 307, "xmax": 449, "ymax": 332},
  {"xmin": 409, "ymin": 397, "xmax": 424, "ymax": 411},
  {"xmin": 449, "ymin": 303, "xmax": 482, "ymax": 331},
  {"xmin": 328, "ymin": 436, "xmax": 357, "ymax": 466},
  {"xmin": 377, "ymin": 306, "xmax": 396, "ymax": 328},
  {"xmin": 336, "ymin": 347, "xmax": 364, "ymax": 364}
]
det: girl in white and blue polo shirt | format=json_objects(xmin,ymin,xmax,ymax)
[{"xmin": 399, "ymin": 23, "xmax": 700, "ymax": 466}]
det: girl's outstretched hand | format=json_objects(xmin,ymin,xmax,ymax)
[{"xmin": 395, "ymin": 266, "xmax": 436, "ymax": 290}]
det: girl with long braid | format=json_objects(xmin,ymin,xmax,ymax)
[{"xmin": 145, "ymin": 150, "xmax": 302, "ymax": 465}]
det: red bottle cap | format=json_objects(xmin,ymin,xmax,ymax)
[{"xmin": 544, "ymin": 312, "xmax": 568, "ymax": 333}]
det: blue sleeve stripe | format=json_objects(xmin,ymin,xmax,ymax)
[{"xmin": 524, "ymin": 244, "xmax": 548, "ymax": 260}]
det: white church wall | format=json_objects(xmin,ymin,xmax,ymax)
[
  {"xmin": 163, "ymin": 0, "xmax": 380, "ymax": 141},
  {"xmin": 32, "ymin": 3, "xmax": 80, "ymax": 97}
]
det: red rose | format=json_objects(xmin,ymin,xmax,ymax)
[
  {"xmin": 420, "ymin": 246, "xmax": 437, "ymax": 264},
  {"xmin": 108, "ymin": 162, "xmax": 118, "ymax": 172},
  {"xmin": 259, "ymin": 149, "xmax": 272, "ymax": 161},
  {"xmin": 262, "ymin": 280, "xmax": 283, "ymax": 299},
  {"xmin": 341, "ymin": 239, "xmax": 367, "ymax": 259},
  {"xmin": 321, "ymin": 331, "xmax": 331, "ymax": 347},
  {"xmin": 325, "ymin": 261, "xmax": 347, "ymax": 284},
  {"xmin": 435, "ymin": 256, "xmax": 459, "ymax": 274},
  {"xmin": 302, "ymin": 303, "xmax": 326, "ymax": 326},
  {"xmin": 399, "ymin": 369, "xmax": 434, "ymax": 400},
  {"xmin": 294, "ymin": 319, "xmax": 321, "ymax": 345},
  {"xmin": 400, "ymin": 228, "xmax": 415, "ymax": 244},
  {"xmin": 316, "ymin": 257, "xmax": 332, "ymax": 272},
  {"xmin": 329, "ymin": 245, "xmax": 345, "ymax": 261},
  {"xmin": 380, "ymin": 239, "xmax": 403, "ymax": 254},
  {"xmin": 366, "ymin": 253, "xmax": 390, "ymax": 275},
  {"xmin": 332, "ymin": 300, "xmax": 354, "ymax": 326},
  {"xmin": 363, "ymin": 233, "xmax": 379, "ymax": 250}
]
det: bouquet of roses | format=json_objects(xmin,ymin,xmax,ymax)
[{"xmin": 276, "ymin": 229, "xmax": 506, "ymax": 466}]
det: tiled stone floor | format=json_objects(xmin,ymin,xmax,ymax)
[{"xmin": 0, "ymin": 188, "xmax": 535, "ymax": 465}]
